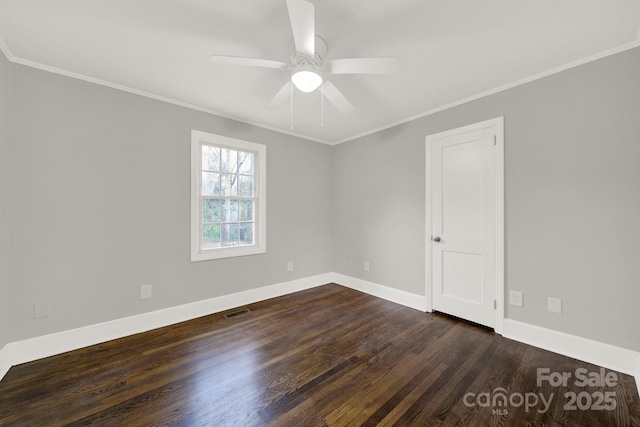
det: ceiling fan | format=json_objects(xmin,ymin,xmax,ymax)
[{"xmin": 210, "ymin": 0, "xmax": 399, "ymax": 114}]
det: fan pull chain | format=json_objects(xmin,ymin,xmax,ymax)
[
  {"xmin": 321, "ymin": 82, "xmax": 324, "ymax": 127},
  {"xmin": 290, "ymin": 83, "xmax": 294, "ymax": 130}
]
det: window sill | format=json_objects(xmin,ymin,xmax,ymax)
[{"xmin": 191, "ymin": 245, "xmax": 266, "ymax": 262}]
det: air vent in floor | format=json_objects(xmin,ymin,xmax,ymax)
[{"xmin": 224, "ymin": 308, "xmax": 250, "ymax": 319}]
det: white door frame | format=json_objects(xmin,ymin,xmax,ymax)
[{"xmin": 425, "ymin": 117, "xmax": 505, "ymax": 334}]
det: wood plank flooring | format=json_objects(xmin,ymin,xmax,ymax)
[{"xmin": 0, "ymin": 284, "xmax": 638, "ymax": 426}]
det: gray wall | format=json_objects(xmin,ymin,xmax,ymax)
[
  {"xmin": 0, "ymin": 52, "xmax": 9, "ymax": 350},
  {"xmin": 333, "ymin": 47, "xmax": 640, "ymax": 352},
  {"xmin": 2, "ymin": 46, "xmax": 639, "ymax": 355},
  {"xmin": 4, "ymin": 63, "xmax": 332, "ymax": 341}
]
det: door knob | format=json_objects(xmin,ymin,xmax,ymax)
[{"xmin": 432, "ymin": 236, "xmax": 441, "ymax": 242}]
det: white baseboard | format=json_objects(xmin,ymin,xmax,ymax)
[
  {"xmin": 637, "ymin": 360, "xmax": 640, "ymax": 399},
  {"xmin": 0, "ymin": 343, "xmax": 10, "ymax": 381},
  {"xmin": 0, "ymin": 273, "xmax": 333, "ymax": 381},
  {"xmin": 1, "ymin": 274, "xmax": 638, "ymax": 401},
  {"xmin": 503, "ymin": 319, "xmax": 640, "ymax": 396},
  {"xmin": 0, "ymin": 273, "xmax": 427, "ymax": 382},
  {"xmin": 332, "ymin": 273, "xmax": 428, "ymax": 312}
]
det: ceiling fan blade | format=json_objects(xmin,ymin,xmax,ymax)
[
  {"xmin": 329, "ymin": 57, "xmax": 399, "ymax": 74},
  {"xmin": 322, "ymin": 81, "xmax": 354, "ymax": 114},
  {"xmin": 286, "ymin": 0, "xmax": 315, "ymax": 58},
  {"xmin": 266, "ymin": 82, "xmax": 292, "ymax": 109},
  {"xmin": 210, "ymin": 55, "xmax": 287, "ymax": 70}
]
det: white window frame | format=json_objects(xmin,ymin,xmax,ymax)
[{"xmin": 191, "ymin": 130, "xmax": 266, "ymax": 261}]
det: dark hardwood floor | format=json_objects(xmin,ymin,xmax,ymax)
[{"xmin": 0, "ymin": 284, "xmax": 638, "ymax": 426}]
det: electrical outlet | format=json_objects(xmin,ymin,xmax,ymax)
[
  {"xmin": 364, "ymin": 261, "xmax": 370, "ymax": 272},
  {"xmin": 140, "ymin": 284, "xmax": 152, "ymax": 300},
  {"xmin": 509, "ymin": 290, "xmax": 524, "ymax": 307},
  {"xmin": 287, "ymin": 261, "xmax": 294, "ymax": 272},
  {"xmin": 34, "ymin": 301, "xmax": 50, "ymax": 319},
  {"xmin": 548, "ymin": 297, "xmax": 562, "ymax": 314}
]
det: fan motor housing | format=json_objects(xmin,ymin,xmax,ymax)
[{"xmin": 289, "ymin": 36, "xmax": 328, "ymax": 70}]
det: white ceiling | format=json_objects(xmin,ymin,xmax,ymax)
[{"xmin": 1, "ymin": 1, "xmax": 639, "ymax": 144}]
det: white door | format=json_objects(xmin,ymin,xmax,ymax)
[{"xmin": 427, "ymin": 119, "xmax": 502, "ymax": 329}]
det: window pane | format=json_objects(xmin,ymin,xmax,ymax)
[
  {"xmin": 237, "ymin": 176, "xmax": 253, "ymax": 197},
  {"xmin": 202, "ymin": 224, "xmax": 221, "ymax": 249},
  {"xmin": 221, "ymin": 173, "xmax": 238, "ymax": 197},
  {"xmin": 221, "ymin": 223, "xmax": 238, "ymax": 247},
  {"xmin": 221, "ymin": 149, "xmax": 238, "ymax": 173},
  {"xmin": 239, "ymin": 223, "xmax": 254, "ymax": 246},
  {"xmin": 238, "ymin": 151, "xmax": 254, "ymax": 175},
  {"xmin": 202, "ymin": 172, "xmax": 221, "ymax": 196},
  {"xmin": 202, "ymin": 145, "xmax": 220, "ymax": 171},
  {"xmin": 202, "ymin": 199, "xmax": 221, "ymax": 223},
  {"xmin": 239, "ymin": 200, "xmax": 253, "ymax": 221},
  {"xmin": 221, "ymin": 199, "xmax": 239, "ymax": 222}
]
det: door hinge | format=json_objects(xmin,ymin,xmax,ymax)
[
  {"xmin": 493, "ymin": 135, "xmax": 497, "ymax": 146},
  {"xmin": 494, "ymin": 299, "xmax": 497, "ymax": 309}
]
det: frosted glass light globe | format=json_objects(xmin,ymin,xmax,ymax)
[{"xmin": 291, "ymin": 70, "xmax": 322, "ymax": 93}]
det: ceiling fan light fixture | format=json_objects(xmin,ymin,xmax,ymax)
[{"xmin": 291, "ymin": 70, "xmax": 322, "ymax": 92}]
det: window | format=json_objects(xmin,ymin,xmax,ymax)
[{"xmin": 191, "ymin": 130, "xmax": 266, "ymax": 261}]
